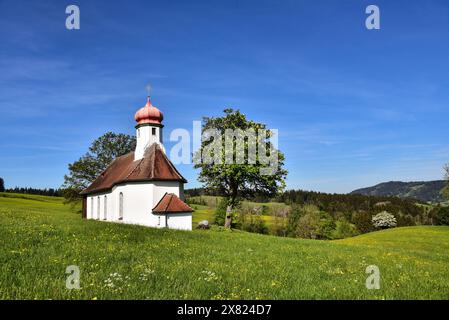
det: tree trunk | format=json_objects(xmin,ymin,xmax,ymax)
[{"xmin": 224, "ymin": 204, "xmax": 233, "ymax": 229}]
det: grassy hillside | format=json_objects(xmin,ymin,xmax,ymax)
[
  {"xmin": 351, "ymin": 180, "xmax": 447, "ymax": 203},
  {"xmin": 1, "ymin": 193, "xmax": 448, "ymax": 299}
]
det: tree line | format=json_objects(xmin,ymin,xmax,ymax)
[
  {"xmin": 0, "ymin": 177, "xmax": 62, "ymax": 197},
  {"xmin": 274, "ymin": 189, "xmax": 426, "ymax": 217},
  {"xmin": 187, "ymin": 186, "xmax": 425, "ymax": 216},
  {"xmin": 2, "ymin": 187, "xmax": 62, "ymax": 197}
]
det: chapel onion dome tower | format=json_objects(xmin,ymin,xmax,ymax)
[
  {"xmin": 134, "ymin": 96, "xmax": 163, "ymax": 125},
  {"xmin": 134, "ymin": 96, "xmax": 165, "ymax": 161}
]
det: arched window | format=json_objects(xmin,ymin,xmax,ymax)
[
  {"xmin": 97, "ymin": 196, "xmax": 100, "ymax": 220},
  {"xmin": 104, "ymin": 195, "xmax": 107, "ymax": 220},
  {"xmin": 119, "ymin": 192, "xmax": 124, "ymax": 220},
  {"xmin": 90, "ymin": 197, "xmax": 93, "ymax": 219}
]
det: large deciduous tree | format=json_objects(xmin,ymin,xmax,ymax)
[
  {"xmin": 62, "ymin": 132, "xmax": 136, "ymax": 206},
  {"xmin": 0, "ymin": 177, "xmax": 5, "ymax": 193},
  {"xmin": 194, "ymin": 109, "xmax": 287, "ymax": 228}
]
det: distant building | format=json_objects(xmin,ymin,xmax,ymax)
[{"xmin": 81, "ymin": 96, "xmax": 193, "ymax": 230}]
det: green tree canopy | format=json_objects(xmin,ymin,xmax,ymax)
[
  {"xmin": 0, "ymin": 177, "xmax": 5, "ymax": 193},
  {"xmin": 194, "ymin": 109, "xmax": 287, "ymax": 228},
  {"xmin": 435, "ymin": 206, "xmax": 449, "ymax": 226},
  {"xmin": 62, "ymin": 132, "xmax": 136, "ymax": 205}
]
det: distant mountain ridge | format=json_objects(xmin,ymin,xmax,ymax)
[{"xmin": 350, "ymin": 180, "xmax": 447, "ymax": 203}]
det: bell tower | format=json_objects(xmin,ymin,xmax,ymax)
[{"xmin": 134, "ymin": 96, "xmax": 164, "ymax": 161}]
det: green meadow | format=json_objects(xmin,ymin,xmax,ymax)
[{"xmin": 1, "ymin": 193, "xmax": 448, "ymax": 299}]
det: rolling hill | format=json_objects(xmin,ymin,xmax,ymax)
[
  {"xmin": 351, "ymin": 180, "xmax": 447, "ymax": 203},
  {"xmin": 1, "ymin": 192, "xmax": 449, "ymax": 299}
]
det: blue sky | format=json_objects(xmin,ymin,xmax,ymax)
[{"xmin": 0, "ymin": 0, "xmax": 448, "ymax": 193}]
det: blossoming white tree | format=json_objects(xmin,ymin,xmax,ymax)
[{"xmin": 372, "ymin": 211, "xmax": 397, "ymax": 229}]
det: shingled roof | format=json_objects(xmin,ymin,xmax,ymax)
[
  {"xmin": 81, "ymin": 143, "xmax": 187, "ymax": 195},
  {"xmin": 152, "ymin": 193, "xmax": 194, "ymax": 214}
]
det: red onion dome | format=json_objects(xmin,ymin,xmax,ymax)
[{"xmin": 134, "ymin": 97, "xmax": 163, "ymax": 125}]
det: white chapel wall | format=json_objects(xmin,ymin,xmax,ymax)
[
  {"xmin": 85, "ymin": 181, "xmax": 191, "ymax": 230},
  {"xmin": 112, "ymin": 182, "xmax": 154, "ymax": 227},
  {"xmin": 166, "ymin": 212, "xmax": 192, "ymax": 231},
  {"xmin": 152, "ymin": 181, "xmax": 182, "ymax": 207}
]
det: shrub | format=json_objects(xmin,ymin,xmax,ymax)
[
  {"xmin": 296, "ymin": 211, "xmax": 321, "ymax": 239},
  {"xmin": 269, "ymin": 203, "xmax": 290, "ymax": 217},
  {"xmin": 213, "ymin": 202, "xmax": 226, "ymax": 226},
  {"xmin": 269, "ymin": 216, "xmax": 288, "ymax": 237},
  {"xmin": 286, "ymin": 204, "xmax": 302, "ymax": 236},
  {"xmin": 261, "ymin": 205, "xmax": 269, "ymax": 215},
  {"xmin": 289, "ymin": 204, "xmax": 335, "ymax": 239},
  {"xmin": 372, "ymin": 211, "xmax": 397, "ymax": 229},
  {"xmin": 332, "ymin": 218, "xmax": 359, "ymax": 239},
  {"xmin": 396, "ymin": 212, "xmax": 415, "ymax": 227},
  {"xmin": 237, "ymin": 213, "xmax": 269, "ymax": 234},
  {"xmin": 319, "ymin": 211, "xmax": 336, "ymax": 239},
  {"xmin": 352, "ymin": 211, "xmax": 374, "ymax": 233},
  {"xmin": 435, "ymin": 206, "xmax": 449, "ymax": 226}
]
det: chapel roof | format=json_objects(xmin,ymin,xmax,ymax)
[
  {"xmin": 81, "ymin": 143, "xmax": 187, "ymax": 195},
  {"xmin": 152, "ymin": 192, "xmax": 194, "ymax": 214}
]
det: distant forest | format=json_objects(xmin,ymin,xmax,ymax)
[
  {"xmin": 2, "ymin": 187, "xmax": 62, "ymax": 197},
  {"xmin": 0, "ymin": 177, "xmax": 62, "ymax": 197},
  {"xmin": 186, "ymin": 187, "xmax": 426, "ymax": 211},
  {"xmin": 185, "ymin": 187, "xmax": 433, "ymax": 224}
]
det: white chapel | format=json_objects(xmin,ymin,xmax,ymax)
[{"xmin": 81, "ymin": 96, "xmax": 193, "ymax": 230}]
